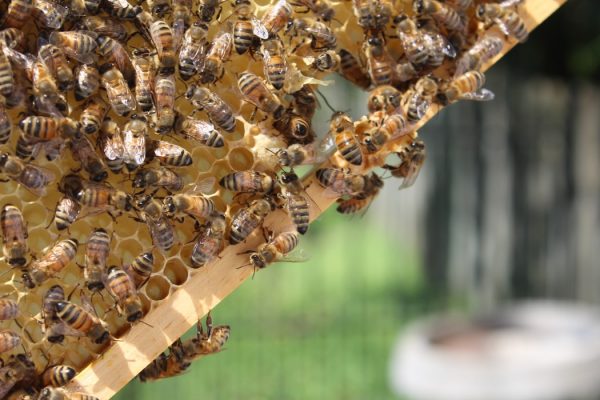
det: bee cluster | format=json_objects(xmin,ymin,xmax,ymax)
[{"xmin": 0, "ymin": 0, "xmax": 529, "ymax": 396}]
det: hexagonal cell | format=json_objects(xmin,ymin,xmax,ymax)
[
  {"xmin": 28, "ymin": 229, "xmax": 54, "ymax": 254},
  {"xmin": 115, "ymin": 238, "xmax": 144, "ymax": 266},
  {"xmin": 144, "ymin": 275, "xmax": 171, "ymax": 302},
  {"xmin": 163, "ymin": 259, "xmax": 189, "ymax": 286},
  {"xmin": 228, "ymin": 147, "xmax": 255, "ymax": 171},
  {"xmin": 139, "ymin": 293, "xmax": 151, "ymax": 316},
  {"xmin": 23, "ymin": 202, "xmax": 49, "ymax": 230},
  {"xmin": 191, "ymin": 148, "xmax": 216, "ymax": 173},
  {"xmin": 23, "ymin": 318, "xmax": 44, "ymax": 344}
]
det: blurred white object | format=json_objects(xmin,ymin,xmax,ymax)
[{"xmin": 390, "ymin": 301, "xmax": 600, "ymax": 400}]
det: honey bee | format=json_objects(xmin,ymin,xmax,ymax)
[
  {"xmin": 273, "ymin": 110, "xmax": 314, "ymax": 145},
  {"xmin": 367, "ymin": 85, "xmax": 401, "ymax": 114},
  {"xmin": 0, "ymin": 153, "xmax": 56, "ymax": 196},
  {"xmin": 229, "ymin": 198, "xmax": 272, "ymax": 244},
  {"xmin": 336, "ymin": 173, "xmax": 383, "ymax": 214},
  {"xmin": 394, "ymin": 14, "xmax": 452, "ymax": 68},
  {"xmin": 261, "ymin": 37, "xmax": 287, "ymax": 90},
  {"xmin": 363, "ymin": 111, "xmax": 408, "ymax": 152},
  {"xmin": 0, "ymin": 45, "xmax": 15, "ymax": 97},
  {"xmin": 103, "ymin": 0, "xmax": 141, "ymax": 19},
  {"xmin": 122, "ymin": 115, "xmax": 147, "ymax": 171},
  {"xmin": 363, "ymin": 36, "xmax": 393, "ymax": 86},
  {"xmin": 1, "ymin": 204, "xmax": 28, "ymax": 267},
  {"xmin": 53, "ymin": 196, "xmax": 81, "ymax": 231},
  {"xmin": 352, "ymin": 0, "xmax": 392, "ymax": 33},
  {"xmin": 172, "ymin": 0, "xmax": 192, "ymax": 49},
  {"xmin": 76, "ymin": 180, "xmax": 133, "ymax": 214},
  {"xmin": 99, "ymin": 118, "xmax": 125, "ymax": 173},
  {"xmin": 184, "ymin": 86, "xmax": 236, "ymax": 132},
  {"xmin": 41, "ymin": 284, "xmax": 65, "ymax": 343},
  {"xmin": 0, "ymin": 28, "xmax": 26, "ymax": 50},
  {"xmin": 147, "ymin": 139, "xmax": 193, "ymax": 167},
  {"xmin": 80, "ymin": 16, "xmax": 129, "ymax": 42},
  {"xmin": 0, "ymin": 354, "xmax": 36, "ymax": 399},
  {"xmin": 131, "ymin": 48, "xmax": 156, "ymax": 113},
  {"xmin": 455, "ymin": 34, "xmax": 504, "ymax": 77},
  {"xmin": 69, "ymin": 134, "xmax": 109, "ymax": 182},
  {"xmin": 475, "ymin": 1, "xmax": 528, "ymax": 43},
  {"xmin": 84, "ymin": 228, "xmax": 110, "ymax": 292},
  {"xmin": 153, "ymin": 73, "xmax": 176, "ymax": 133},
  {"xmin": 133, "ymin": 167, "xmax": 183, "ymax": 192},
  {"xmin": 255, "ymin": 0, "xmax": 292, "ymax": 39},
  {"xmin": 32, "ymin": 0, "xmax": 68, "ymax": 29},
  {"xmin": 38, "ymin": 387, "xmax": 99, "ymax": 400},
  {"xmin": 290, "ymin": 0, "xmax": 334, "ymax": 21},
  {"xmin": 48, "ymin": 31, "xmax": 98, "ymax": 65},
  {"xmin": 18, "ymin": 116, "xmax": 78, "ymax": 143},
  {"xmin": 291, "ymin": 86, "xmax": 318, "ymax": 120},
  {"xmin": 100, "ymin": 63, "xmax": 136, "ymax": 116},
  {"xmin": 4, "ymin": 0, "xmax": 33, "ymax": 29},
  {"xmin": 237, "ymin": 72, "xmax": 284, "ymax": 120},
  {"xmin": 22, "ymin": 238, "xmax": 78, "ymax": 288},
  {"xmin": 201, "ymin": 29, "xmax": 232, "ymax": 84},
  {"xmin": 382, "ymin": 139, "xmax": 427, "ymax": 189},
  {"xmin": 0, "ymin": 97, "xmax": 11, "ymax": 144},
  {"xmin": 178, "ymin": 22, "xmax": 208, "ymax": 81},
  {"xmin": 135, "ymin": 10, "xmax": 155, "ymax": 42},
  {"xmin": 316, "ymin": 167, "xmax": 370, "ymax": 196},
  {"xmin": 176, "ymin": 118, "xmax": 225, "ymax": 148},
  {"xmin": 105, "ymin": 266, "xmax": 143, "ymax": 322},
  {"xmin": 219, "ymin": 170, "xmax": 276, "ymax": 194},
  {"xmin": 310, "ymin": 50, "xmax": 340, "ymax": 72},
  {"xmin": 54, "ymin": 298, "xmax": 110, "ymax": 344},
  {"xmin": 414, "ymin": 0, "xmax": 464, "ymax": 32},
  {"xmin": 150, "ymin": 20, "xmax": 176, "ymax": 74},
  {"xmin": 97, "ymin": 36, "xmax": 136, "ymax": 87},
  {"xmin": 38, "ymin": 44, "xmax": 73, "ymax": 91},
  {"xmin": 80, "ymin": 97, "xmax": 107, "ymax": 135},
  {"xmin": 330, "ymin": 112, "xmax": 362, "ymax": 166},
  {"xmin": 247, "ymin": 230, "xmax": 302, "ymax": 270},
  {"xmin": 42, "ymin": 365, "xmax": 76, "ymax": 387},
  {"xmin": 163, "ymin": 191, "xmax": 216, "ymax": 219},
  {"xmin": 287, "ymin": 18, "xmax": 337, "ymax": 51},
  {"xmin": 402, "ymin": 75, "xmax": 438, "ymax": 123},
  {"xmin": 275, "ymin": 137, "xmax": 334, "ymax": 167},
  {"xmin": 279, "ymin": 171, "xmax": 310, "ymax": 234},
  {"xmin": 232, "ymin": 0, "xmax": 260, "ymax": 55},
  {"xmin": 74, "ymin": 64, "xmax": 100, "ymax": 101},
  {"xmin": 123, "ymin": 250, "xmax": 154, "ymax": 288},
  {"xmin": 0, "ymin": 299, "xmax": 18, "ymax": 320},
  {"xmin": 197, "ymin": 0, "xmax": 222, "ymax": 22},
  {"xmin": 134, "ymin": 194, "xmax": 175, "ymax": 252},
  {"xmin": 437, "ymin": 70, "xmax": 494, "ymax": 105},
  {"xmin": 190, "ymin": 213, "xmax": 226, "ymax": 268}
]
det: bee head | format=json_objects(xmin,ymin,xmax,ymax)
[
  {"xmin": 184, "ymin": 85, "xmax": 196, "ymax": 100},
  {"xmin": 162, "ymin": 196, "xmax": 176, "ymax": 215},
  {"xmin": 0, "ymin": 153, "xmax": 8, "ymax": 168},
  {"xmin": 250, "ymin": 253, "xmax": 265, "ymax": 269},
  {"xmin": 280, "ymin": 171, "xmax": 298, "ymax": 185},
  {"xmin": 475, "ymin": 4, "xmax": 486, "ymax": 20}
]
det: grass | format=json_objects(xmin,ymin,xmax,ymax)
[{"xmin": 115, "ymin": 209, "xmax": 435, "ymax": 400}]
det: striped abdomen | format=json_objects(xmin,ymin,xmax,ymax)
[{"xmin": 335, "ymin": 131, "xmax": 363, "ymax": 166}]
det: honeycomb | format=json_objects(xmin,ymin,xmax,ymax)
[{"xmin": 0, "ymin": 0, "xmax": 564, "ymax": 398}]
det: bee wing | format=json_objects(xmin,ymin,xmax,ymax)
[
  {"xmin": 492, "ymin": 17, "xmax": 513, "ymax": 38},
  {"xmin": 181, "ymin": 119, "xmax": 215, "ymax": 142},
  {"xmin": 20, "ymin": 164, "xmax": 55, "ymax": 195},
  {"xmin": 399, "ymin": 158, "xmax": 426, "ymax": 190},
  {"xmin": 35, "ymin": 0, "xmax": 68, "ymax": 29},
  {"xmin": 47, "ymin": 321, "xmax": 86, "ymax": 339},
  {"xmin": 101, "ymin": 132, "xmax": 125, "ymax": 161},
  {"xmin": 80, "ymin": 292, "xmax": 100, "ymax": 317},
  {"xmin": 413, "ymin": 98, "xmax": 431, "ymax": 121},
  {"xmin": 188, "ymin": 177, "xmax": 217, "ymax": 194},
  {"xmin": 499, "ymin": 0, "xmax": 523, "ymax": 7},
  {"xmin": 278, "ymin": 248, "xmax": 310, "ymax": 263},
  {"xmin": 42, "ymin": 138, "xmax": 66, "ymax": 161},
  {"xmin": 3, "ymin": 46, "xmax": 34, "ymax": 70},
  {"xmin": 459, "ymin": 88, "xmax": 495, "ymax": 102},
  {"xmin": 251, "ymin": 18, "xmax": 269, "ymax": 40},
  {"xmin": 315, "ymin": 135, "xmax": 336, "ymax": 161},
  {"xmin": 123, "ymin": 129, "xmax": 146, "ymax": 166},
  {"xmin": 32, "ymin": 95, "xmax": 65, "ymax": 118}
]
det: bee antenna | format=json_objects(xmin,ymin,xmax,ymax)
[
  {"xmin": 139, "ymin": 320, "xmax": 154, "ymax": 328},
  {"xmin": 316, "ymin": 89, "xmax": 337, "ymax": 113}
]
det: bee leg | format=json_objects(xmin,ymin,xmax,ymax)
[
  {"xmin": 249, "ymin": 106, "xmax": 258, "ymax": 122},
  {"xmin": 205, "ymin": 311, "xmax": 212, "ymax": 337}
]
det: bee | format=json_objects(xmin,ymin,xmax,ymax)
[
  {"xmin": 53, "ymin": 196, "xmax": 81, "ymax": 231},
  {"xmin": 273, "ymin": 110, "xmax": 314, "ymax": 145},
  {"xmin": 84, "ymin": 228, "xmax": 110, "ymax": 292},
  {"xmin": 287, "ymin": 18, "xmax": 336, "ymax": 51},
  {"xmin": 97, "ymin": 36, "xmax": 136, "ymax": 87},
  {"xmin": 1, "ymin": 204, "xmax": 28, "ymax": 267},
  {"xmin": 80, "ymin": 97, "xmax": 107, "ymax": 135},
  {"xmin": 0, "ymin": 97, "xmax": 10, "ymax": 145},
  {"xmin": 437, "ymin": 70, "xmax": 494, "ymax": 105},
  {"xmin": 394, "ymin": 14, "xmax": 452, "ymax": 68},
  {"xmin": 177, "ymin": 118, "xmax": 225, "ymax": 148},
  {"xmin": 201, "ymin": 29, "xmax": 232, "ymax": 84},
  {"xmin": 172, "ymin": 0, "xmax": 193, "ymax": 49},
  {"xmin": 291, "ymin": 86, "xmax": 318, "ymax": 120},
  {"xmin": 80, "ymin": 16, "xmax": 128, "ymax": 42},
  {"xmin": 4, "ymin": 0, "xmax": 33, "ymax": 29},
  {"xmin": 184, "ymin": 86, "xmax": 236, "ymax": 132},
  {"xmin": 48, "ymin": 31, "xmax": 98, "ymax": 65},
  {"xmin": 75, "ymin": 64, "xmax": 100, "ymax": 101},
  {"xmin": 256, "ymin": 0, "xmax": 292, "ymax": 39},
  {"xmin": 76, "ymin": 181, "xmax": 133, "ymax": 214},
  {"xmin": 363, "ymin": 111, "xmax": 408, "ymax": 152},
  {"xmin": 148, "ymin": 0, "xmax": 170, "ymax": 17},
  {"xmin": 0, "ymin": 28, "xmax": 26, "ymax": 50},
  {"xmin": 38, "ymin": 44, "xmax": 73, "ymax": 91},
  {"xmin": 135, "ymin": 10, "xmax": 155, "ymax": 43},
  {"xmin": 279, "ymin": 171, "xmax": 310, "ymax": 234},
  {"xmin": 0, "ymin": 45, "xmax": 15, "ymax": 97},
  {"xmin": 402, "ymin": 76, "xmax": 438, "ymax": 123},
  {"xmin": 41, "ymin": 285, "xmax": 65, "ymax": 343},
  {"xmin": 150, "ymin": 20, "xmax": 176, "ymax": 74},
  {"xmin": 99, "ymin": 119, "xmax": 125, "ymax": 173},
  {"xmin": 122, "ymin": 115, "xmax": 147, "ymax": 170},
  {"xmin": 237, "ymin": 72, "xmax": 284, "ymax": 120},
  {"xmin": 178, "ymin": 22, "xmax": 208, "ymax": 81},
  {"xmin": 261, "ymin": 37, "xmax": 287, "ymax": 91},
  {"xmin": 367, "ymin": 85, "xmax": 401, "ymax": 114},
  {"xmin": 42, "ymin": 365, "xmax": 76, "ymax": 387},
  {"xmin": 68, "ymin": 0, "xmax": 101, "ymax": 16},
  {"xmin": 0, "ymin": 354, "xmax": 35, "ymax": 399},
  {"xmin": 330, "ymin": 112, "xmax": 362, "ymax": 166},
  {"xmin": 131, "ymin": 48, "xmax": 156, "ymax": 113},
  {"xmin": 455, "ymin": 34, "xmax": 504, "ymax": 77},
  {"xmin": 100, "ymin": 63, "xmax": 136, "ymax": 116},
  {"xmin": 19, "ymin": 116, "xmax": 78, "ymax": 142},
  {"xmin": 310, "ymin": 50, "xmax": 340, "ymax": 72},
  {"xmin": 105, "ymin": 266, "xmax": 143, "ymax": 322},
  {"xmin": 69, "ymin": 134, "xmax": 108, "ymax": 182},
  {"xmin": 38, "ymin": 387, "xmax": 100, "ymax": 400},
  {"xmin": 123, "ymin": 250, "xmax": 154, "ymax": 288},
  {"xmin": 363, "ymin": 36, "xmax": 393, "ymax": 86},
  {"xmin": 229, "ymin": 198, "xmax": 272, "ymax": 244},
  {"xmin": 382, "ymin": 139, "xmax": 426, "ymax": 188},
  {"xmin": 163, "ymin": 190, "xmax": 215, "ymax": 219},
  {"xmin": 153, "ymin": 73, "xmax": 176, "ymax": 133},
  {"xmin": 219, "ymin": 170, "xmax": 276, "ymax": 194},
  {"xmin": 247, "ymin": 230, "xmax": 301, "ymax": 270},
  {"xmin": 54, "ymin": 299, "xmax": 110, "ymax": 344},
  {"xmin": 316, "ymin": 167, "xmax": 370, "ymax": 196},
  {"xmin": 352, "ymin": 0, "xmax": 392, "ymax": 33},
  {"xmin": 276, "ymin": 138, "xmax": 334, "ymax": 168},
  {"xmin": 0, "ymin": 153, "xmax": 56, "ymax": 196},
  {"xmin": 475, "ymin": 1, "xmax": 528, "ymax": 43},
  {"xmin": 197, "ymin": 0, "xmax": 222, "ymax": 22},
  {"xmin": 414, "ymin": 0, "xmax": 464, "ymax": 32},
  {"xmin": 31, "ymin": 0, "xmax": 68, "ymax": 29},
  {"xmin": 22, "ymin": 238, "xmax": 78, "ymax": 288},
  {"xmin": 103, "ymin": 0, "xmax": 141, "ymax": 19},
  {"xmin": 133, "ymin": 167, "xmax": 183, "ymax": 192},
  {"xmin": 336, "ymin": 173, "xmax": 384, "ymax": 214},
  {"xmin": 190, "ymin": 214, "xmax": 226, "ymax": 268},
  {"xmin": 147, "ymin": 139, "xmax": 192, "ymax": 167},
  {"xmin": 232, "ymin": 0, "xmax": 260, "ymax": 55},
  {"xmin": 134, "ymin": 194, "xmax": 175, "ymax": 252},
  {"xmin": 290, "ymin": 0, "xmax": 334, "ymax": 21},
  {"xmin": 0, "ymin": 299, "xmax": 18, "ymax": 320}
]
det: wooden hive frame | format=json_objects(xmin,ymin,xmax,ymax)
[{"xmin": 65, "ymin": 0, "xmax": 567, "ymax": 397}]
